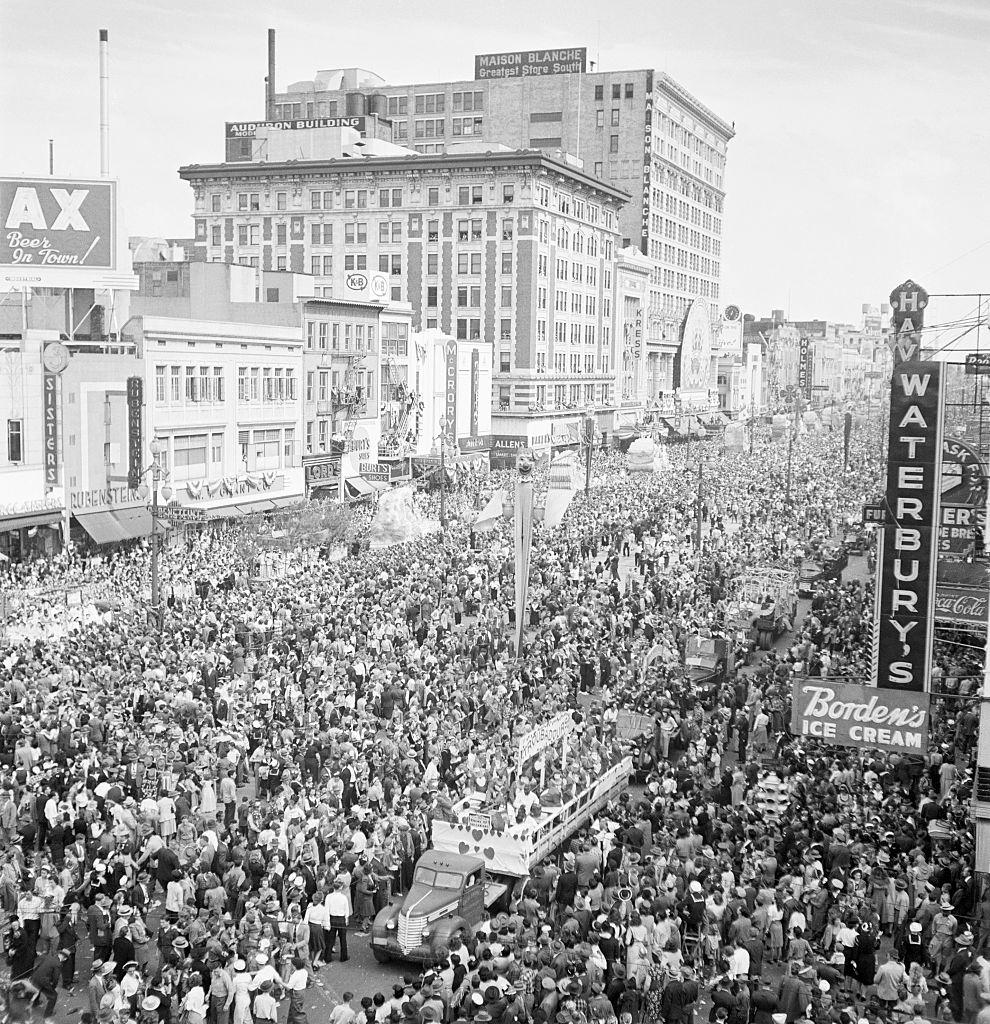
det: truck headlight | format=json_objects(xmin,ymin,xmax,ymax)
[{"xmin": 386, "ymin": 919, "xmax": 396, "ymax": 930}]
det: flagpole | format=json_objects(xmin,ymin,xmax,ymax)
[{"xmin": 514, "ymin": 448, "xmax": 535, "ymax": 658}]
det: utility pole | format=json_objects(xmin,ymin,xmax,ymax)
[
  {"xmin": 786, "ymin": 427, "xmax": 794, "ymax": 503},
  {"xmin": 439, "ymin": 436, "xmax": 447, "ymax": 528},
  {"xmin": 584, "ymin": 411, "xmax": 594, "ymax": 493},
  {"xmin": 696, "ymin": 458, "xmax": 704, "ymax": 549}
]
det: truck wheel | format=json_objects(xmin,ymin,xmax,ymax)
[
  {"xmin": 758, "ymin": 630, "xmax": 771, "ymax": 650},
  {"xmin": 372, "ymin": 947, "xmax": 392, "ymax": 964}
]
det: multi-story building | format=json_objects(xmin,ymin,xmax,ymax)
[
  {"xmin": 271, "ymin": 58, "xmax": 734, "ymax": 396},
  {"xmin": 179, "ymin": 146, "xmax": 627, "ymax": 435}
]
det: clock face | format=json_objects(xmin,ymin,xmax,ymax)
[
  {"xmin": 724, "ymin": 304, "xmax": 740, "ymax": 322},
  {"xmin": 43, "ymin": 342, "xmax": 70, "ymax": 374}
]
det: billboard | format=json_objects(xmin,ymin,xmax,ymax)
[
  {"xmin": 1, "ymin": 177, "xmax": 117, "ymax": 289},
  {"xmin": 934, "ymin": 584, "xmax": 986, "ymax": 626},
  {"xmin": 791, "ymin": 679, "xmax": 930, "ymax": 754},
  {"xmin": 871, "ymin": 360, "xmax": 944, "ymax": 692},
  {"xmin": 474, "ymin": 47, "xmax": 586, "ymax": 80}
]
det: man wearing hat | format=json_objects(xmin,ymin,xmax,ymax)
[{"xmin": 778, "ymin": 963, "xmax": 813, "ymax": 1024}]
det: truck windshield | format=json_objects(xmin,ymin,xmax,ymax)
[{"xmin": 413, "ymin": 868, "xmax": 463, "ymax": 889}]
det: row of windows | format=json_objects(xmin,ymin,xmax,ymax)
[
  {"xmin": 154, "ymin": 365, "xmax": 226, "ymax": 404},
  {"xmin": 304, "ymin": 369, "xmax": 373, "ymax": 403},
  {"xmin": 304, "ymin": 320, "xmax": 378, "ymax": 351},
  {"xmin": 593, "ymin": 83, "xmax": 635, "ymax": 101}
]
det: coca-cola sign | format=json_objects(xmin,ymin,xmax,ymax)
[
  {"xmin": 791, "ymin": 680, "xmax": 930, "ymax": 755},
  {"xmin": 934, "ymin": 584, "xmax": 987, "ymax": 625}
]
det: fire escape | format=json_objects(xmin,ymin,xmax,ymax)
[{"xmin": 378, "ymin": 356, "xmax": 420, "ymax": 459}]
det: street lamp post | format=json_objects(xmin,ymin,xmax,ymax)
[
  {"xmin": 696, "ymin": 457, "xmax": 704, "ymax": 550},
  {"xmin": 137, "ymin": 438, "xmax": 171, "ymax": 627},
  {"xmin": 785, "ymin": 426, "xmax": 794, "ymax": 503},
  {"xmin": 584, "ymin": 410, "xmax": 595, "ymax": 493}
]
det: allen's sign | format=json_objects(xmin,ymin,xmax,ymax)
[
  {"xmin": 871, "ymin": 360, "xmax": 944, "ymax": 692},
  {"xmin": 791, "ymin": 680, "xmax": 929, "ymax": 754}
]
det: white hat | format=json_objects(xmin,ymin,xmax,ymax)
[{"xmin": 689, "ymin": 880, "xmax": 702, "ymax": 894}]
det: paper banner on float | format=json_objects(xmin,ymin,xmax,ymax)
[
  {"xmin": 473, "ymin": 491, "xmax": 503, "ymax": 533},
  {"xmin": 514, "ymin": 477, "xmax": 534, "ymax": 657},
  {"xmin": 542, "ymin": 487, "xmax": 574, "ymax": 529}
]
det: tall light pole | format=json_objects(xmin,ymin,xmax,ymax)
[
  {"xmin": 137, "ymin": 437, "xmax": 171, "ymax": 627},
  {"xmin": 696, "ymin": 457, "xmax": 704, "ymax": 549},
  {"xmin": 584, "ymin": 409, "xmax": 595, "ymax": 493},
  {"xmin": 785, "ymin": 426, "xmax": 794, "ymax": 504}
]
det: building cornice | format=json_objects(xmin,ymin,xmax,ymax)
[
  {"xmin": 180, "ymin": 150, "xmax": 631, "ymax": 205},
  {"xmin": 655, "ymin": 73, "xmax": 735, "ymax": 141}
]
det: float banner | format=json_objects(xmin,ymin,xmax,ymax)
[
  {"xmin": 791, "ymin": 680, "xmax": 930, "ymax": 754},
  {"xmin": 871, "ymin": 360, "xmax": 944, "ymax": 692}
]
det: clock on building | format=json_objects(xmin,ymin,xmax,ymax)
[
  {"xmin": 724, "ymin": 304, "xmax": 741, "ymax": 322},
  {"xmin": 43, "ymin": 342, "xmax": 70, "ymax": 374}
]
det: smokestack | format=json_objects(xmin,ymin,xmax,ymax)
[
  {"xmin": 267, "ymin": 29, "xmax": 276, "ymax": 120},
  {"xmin": 49, "ymin": 139, "xmax": 54, "ymax": 175},
  {"xmin": 99, "ymin": 29, "xmax": 110, "ymax": 175}
]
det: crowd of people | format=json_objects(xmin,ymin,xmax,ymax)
[{"xmin": 0, "ymin": 425, "xmax": 982, "ymax": 1024}]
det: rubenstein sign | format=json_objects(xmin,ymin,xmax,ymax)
[{"xmin": 791, "ymin": 680, "xmax": 930, "ymax": 754}]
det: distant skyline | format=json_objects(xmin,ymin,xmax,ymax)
[{"xmin": 2, "ymin": 0, "xmax": 988, "ymax": 326}]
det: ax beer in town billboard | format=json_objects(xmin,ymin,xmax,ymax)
[
  {"xmin": 1, "ymin": 177, "xmax": 117, "ymax": 289},
  {"xmin": 871, "ymin": 360, "xmax": 944, "ymax": 692}
]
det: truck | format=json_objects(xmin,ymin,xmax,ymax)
[
  {"xmin": 798, "ymin": 544, "xmax": 849, "ymax": 597},
  {"xmin": 370, "ymin": 712, "xmax": 632, "ymax": 963},
  {"xmin": 727, "ymin": 568, "xmax": 798, "ymax": 651},
  {"xmin": 683, "ymin": 633, "xmax": 731, "ymax": 692}
]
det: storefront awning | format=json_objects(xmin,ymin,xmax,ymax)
[
  {"xmin": 236, "ymin": 498, "xmax": 278, "ymax": 515},
  {"xmin": 75, "ymin": 511, "xmax": 126, "ymax": 544},
  {"xmin": 345, "ymin": 476, "xmax": 375, "ymax": 497},
  {"xmin": 0, "ymin": 509, "xmax": 62, "ymax": 532},
  {"xmin": 270, "ymin": 496, "xmax": 304, "ymax": 509},
  {"xmin": 75, "ymin": 507, "xmax": 157, "ymax": 544},
  {"xmin": 703, "ymin": 411, "xmax": 729, "ymax": 427},
  {"xmin": 114, "ymin": 506, "xmax": 155, "ymax": 540},
  {"xmin": 206, "ymin": 505, "xmax": 242, "ymax": 520}
]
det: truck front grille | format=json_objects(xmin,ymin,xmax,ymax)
[{"xmin": 397, "ymin": 913, "xmax": 424, "ymax": 953}]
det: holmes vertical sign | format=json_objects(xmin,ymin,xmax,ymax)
[{"xmin": 871, "ymin": 346, "xmax": 944, "ymax": 693}]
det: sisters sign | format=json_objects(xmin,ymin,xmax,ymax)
[{"xmin": 791, "ymin": 680, "xmax": 930, "ymax": 755}]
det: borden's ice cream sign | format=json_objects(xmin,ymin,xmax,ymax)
[{"xmin": 791, "ymin": 680, "xmax": 929, "ymax": 754}]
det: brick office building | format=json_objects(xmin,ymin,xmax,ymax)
[
  {"xmin": 272, "ymin": 58, "xmax": 734, "ymax": 404},
  {"xmin": 179, "ymin": 147, "xmax": 626, "ymax": 427}
]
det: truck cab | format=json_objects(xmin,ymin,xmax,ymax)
[{"xmin": 370, "ymin": 851, "xmax": 503, "ymax": 964}]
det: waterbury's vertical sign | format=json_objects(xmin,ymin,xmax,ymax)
[
  {"xmin": 444, "ymin": 340, "xmax": 458, "ymax": 438},
  {"xmin": 871, "ymin": 357, "xmax": 944, "ymax": 692},
  {"xmin": 126, "ymin": 376, "xmax": 144, "ymax": 490},
  {"xmin": 43, "ymin": 373, "xmax": 58, "ymax": 488}
]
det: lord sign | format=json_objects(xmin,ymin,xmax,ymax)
[
  {"xmin": 790, "ymin": 680, "xmax": 930, "ymax": 754},
  {"xmin": 871, "ymin": 360, "xmax": 944, "ymax": 692}
]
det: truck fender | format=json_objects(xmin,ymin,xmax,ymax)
[
  {"xmin": 427, "ymin": 915, "xmax": 470, "ymax": 950},
  {"xmin": 371, "ymin": 903, "xmax": 401, "ymax": 937}
]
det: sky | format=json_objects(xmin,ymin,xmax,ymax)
[{"xmin": 2, "ymin": 0, "xmax": 989, "ymax": 327}]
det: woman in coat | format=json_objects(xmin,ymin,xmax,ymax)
[{"xmin": 853, "ymin": 922, "xmax": 879, "ymax": 995}]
